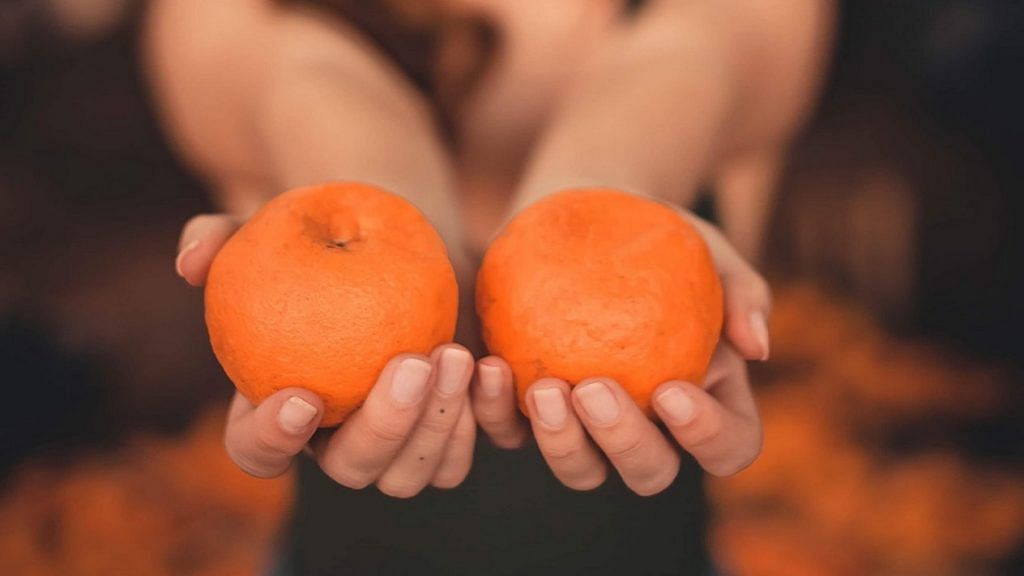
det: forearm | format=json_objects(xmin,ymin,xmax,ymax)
[
  {"xmin": 257, "ymin": 9, "xmax": 462, "ymax": 249},
  {"xmin": 514, "ymin": 0, "xmax": 834, "ymax": 210},
  {"xmin": 258, "ymin": 10, "xmax": 481, "ymax": 348},
  {"xmin": 514, "ymin": 2, "xmax": 738, "ymax": 208},
  {"xmin": 146, "ymin": 0, "xmax": 465, "ymax": 255}
]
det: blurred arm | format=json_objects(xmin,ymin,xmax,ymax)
[
  {"xmin": 514, "ymin": 0, "xmax": 835, "ymax": 218},
  {"xmin": 143, "ymin": 0, "xmax": 465, "ymax": 252}
]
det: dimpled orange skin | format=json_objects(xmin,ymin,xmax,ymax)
[
  {"xmin": 205, "ymin": 183, "xmax": 458, "ymax": 427},
  {"xmin": 477, "ymin": 188, "xmax": 724, "ymax": 415}
]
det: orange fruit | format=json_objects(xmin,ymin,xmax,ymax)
[
  {"xmin": 205, "ymin": 183, "xmax": 458, "ymax": 426},
  {"xmin": 477, "ymin": 188, "xmax": 723, "ymax": 414}
]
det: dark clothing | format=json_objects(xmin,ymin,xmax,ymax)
[{"xmin": 284, "ymin": 441, "xmax": 710, "ymax": 575}]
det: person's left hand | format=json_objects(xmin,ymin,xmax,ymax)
[{"xmin": 471, "ymin": 213, "xmax": 769, "ymax": 495}]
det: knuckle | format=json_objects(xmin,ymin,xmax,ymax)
[
  {"xmin": 448, "ymin": 426, "xmax": 476, "ymax": 450},
  {"xmin": 321, "ymin": 462, "xmax": 374, "ymax": 490},
  {"xmin": 227, "ymin": 449, "xmax": 281, "ymax": 479},
  {"xmin": 225, "ymin": 436, "xmax": 288, "ymax": 479},
  {"xmin": 363, "ymin": 418, "xmax": 410, "ymax": 447},
  {"xmin": 478, "ymin": 414, "xmax": 517, "ymax": 436},
  {"xmin": 542, "ymin": 441, "xmax": 583, "ymax": 463},
  {"xmin": 686, "ymin": 412, "xmax": 724, "ymax": 448},
  {"xmin": 223, "ymin": 428, "xmax": 291, "ymax": 479},
  {"xmin": 708, "ymin": 459, "xmax": 749, "ymax": 478},
  {"xmin": 709, "ymin": 436, "xmax": 763, "ymax": 478},
  {"xmin": 563, "ymin": 468, "xmax": 607, "ymax": 492},
  {"xmin": 473, "ymin": 401, "xmax": 514, "ymax": 427},
  {"xmin": 603, "ymin": 434, "xmax": 647, "ymax": 461},
  {"xmin": 417, "ymin": 415, "xmax": 456, "ymax": 437},
  {"xmin": 432, "ymin": 462, "xmax": 471, "ymax": 489},
  {"xmin": 629, "ymin": 467, "xmax": 678, "ymax": 497},
  {"xmin": 493, "ymin": 432, "xmax": 527, "ymax": 450},
  {"xmin": 473, "ymin": 409, "xmax": 500, "ymax": 427},
  {"xmin": 376, "ymin": 477, "xmax": 424, "ymax": 499},
  {"xmin": 230, "ymin": 457, "xmax": 264, "ymax": 478},
  {"xmin": 431, "ymin": 473, "xmax": 465, "ymax": 490},
  {"xmin": 253, "ymin": 427, "xmax": 293, "ymax": 459},
  {"xmin": 317, "ymin": 451, "xmax": 375, "ymax": 489}
]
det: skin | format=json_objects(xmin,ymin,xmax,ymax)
[{"xmin": 153, "ymin": 0, "xmax": 834, "ymax": 495}]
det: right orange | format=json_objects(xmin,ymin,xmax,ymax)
[{"xmin": 476, "ymin": 188, "xmax": 724, "ymax": 414}]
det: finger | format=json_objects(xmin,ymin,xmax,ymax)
[
  {"xmin": 684, "ymin": 213, "xmax": 773, "ymax": 361},
  {"xmin": 527, "ymin": 379, "xmax": 608, "ymax": 491},
  {"xmin": 224, "ymin": 389, "xmax": 324, "ymax": 479},
  {"xmin": 376, "ymin": 345, "xmax": 474, "ymax": 498},
  {"xmin": 175, "ymin": 213, "xmax": 244, "ymax": 286},
  {"xmin": 316, "ymin": 354, "xmax": 433, "ymax": 489},
  {"xmin": 572, "ymin": 379, "xmax": 681, "ymax": 496},
  {"xmin": 652, "ymin": 347, "xmax": 762, "ymax": 477},
  {"xmin": 472, "ymin": 356, "xmax": 529, "ymax": 449},
  {"xmin": 431, "ymin": 396, "xmax": 477, "ymax": 489},
  {"xmin": 713, "ymin": 149, "xmax": 784, "ymax": 263}
]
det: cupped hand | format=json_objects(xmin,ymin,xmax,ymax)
[
  {"xmin": 177, "ymin": 214, "xmax": 477, "ymax": 497},
  {"xmin": 471, "ymin": 212, "xmax": 769, "ymax": 495}
]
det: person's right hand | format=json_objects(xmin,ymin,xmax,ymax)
[{"xmin": 177, "ymin": 214, "xmax": 478, "ymax": 497}]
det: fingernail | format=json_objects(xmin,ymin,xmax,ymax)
[
  {"xmin": 175, "ymin": 239, "xmax": 200, "ymax": 278},
  {"xmin": 575, "ymin": 382, "xmax": 620, "ymax": 425},
  {"xmin": 437, "ymin": 348, "xmax": 471, "ymax": 395},
  {"xmin": 750, "ymin": 311, "xmax": 770, "ymax": 361},
  {"xmin": 656, "ymin": 386, "xmax": 697, "ymax": 425},
  {"xmin": 390, "ymin": 358, "xmax": 432, "ymax": 405},
  {"xmin": 477, "ymin": 364, "xmax": 503, "ymax": 397},
  {"xmin": 533, "ymin": 388, "xmax": 567, "ymax": 429},
  {"xmin": 279, "ymin": 396, "xmax": 318, "ymax": 433}
]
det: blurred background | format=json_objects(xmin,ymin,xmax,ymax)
[{"xmin": 1, "ymin": 1, "xmax": 1022, "ymax": 575}]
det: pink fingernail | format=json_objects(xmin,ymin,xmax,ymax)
[
  {"xmin": 437, "ymin": 348, "xmax": 471, "ymax": 395},
  {"xmin": 656, "ymin": 386, "xmax": 697, "ymax": 425},
  {"xmin": 749, "ymin": 311, "xmax": 770, "ymax": 361},
  {"xmin": 175, "ymin": 239, "xmax": 200, "ymax": 279},
  {"xmin": 477, "ymin": 364, "xmax": 503, "ymax": 397},
  {"xmin": 390, "ymin": 358, "xmax": 432, "ymax": 405},
  {"xmin": 575, "ymin": 382, "xmax": 620, "ymax": 426},
  {"xmin": 533, "ymin": 388, "xmax": 567, "ymax": 429},
  {"xmin": 279, "ymin": 396, "xmax": 318, "ymax": 433}
]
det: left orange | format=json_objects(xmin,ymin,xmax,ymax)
[{"xmin": 204, "ymin": 183, "xmax": 458, "ymax": 426}]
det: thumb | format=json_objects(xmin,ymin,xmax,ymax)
[
  {"xmin": 175, "ymin": 213, "xmax": 244, "ymax": 286},
  {"xmin": 224, "ymin": 389, "xmax": 325, "ymax": 479}
]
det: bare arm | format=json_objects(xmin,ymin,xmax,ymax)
[
  {"xmin": 514, "ymin": 0, "xmax": 835, "ymax": 216},
  {"xmin": 145, "ymin": 0, "xmax": 466, "ymax": 255}
]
